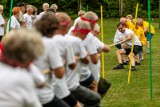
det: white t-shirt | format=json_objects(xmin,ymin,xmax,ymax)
[
  {"xmin": 119, "ymin": 28, "xmax": 142, "ymax": 46},
  {"xmin": 6, "ymin": 16, "xmax": 21, "ymax": 33},
  {"xmin": 68, "ymin": 17, "xmax": 81, "ymax": 35},
  {"xmin": 114, "ymin": 29, "xmax": 124, "ymax": 44},
  {"xmin": 52, "ymin": 35, "xmax": 76, "ymax": 99},
  {"xmin": 34, "ymin": 37, "xmax": 63, "ymax": 104},
  {"xmin": 38, "ymin": 12, "xmax": 45, "ymax": 20},
  {"xmin": 0, "ymin": 14, "xmax": 5, "ymax": 36},
  {"xmin": 88, "ymin": 37, "xmax": 104, "ymax": 82},
  {"xmin": 0, "ymin": 63, "xmax": 42, "ymax": 107},
  {"xmin": 79, "ymin": 32, "xmax": 98, "ymax": 82},
  {"xmin": 82, "ymin": 32, "xmax": 98, "ymax": 55},
  {"xmin": 23, "ymin": 13, "xmax": 32, "ymax": 29},
  {"xmin": 73, "ymin": 17, "xmax": 81, "ymax": 27},
  {"xmin": 52, "ymin": 35, "xmax": 75, "ymax": 65},
  {"xmin": 29, "ymin": 64, "xmax": 46, "ymax": 87},
  {"xmin": 64, "ymin": 34, "xmax": 87, "ymax": 90}
]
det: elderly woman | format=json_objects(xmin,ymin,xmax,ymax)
[
  {"xmin": 0, "ymin": 28, "xmax": 44, "ymax": 107},
  {"xmin": 6, "ymin": 7, "xmax": 21, "ymax": 33},
  {"xmin": 0, "ymin": 5, "xmax": 5, "ymax": 41},
  {"xmin": 50, "ymin": 4, "xmax": 58, "ymax": 13},
  {"xmin": 38, "ymin": 3, "xmax": 49, "ymax": 19}
]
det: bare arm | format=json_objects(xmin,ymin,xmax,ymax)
[
  {"xmin": 53, "ymin": 67, "xmax": 64, "ymax": 79},
  {"xmin": 102, "ymin": 44, "xmax": 110, "ymax": 52},
  {"xmin": 90, "ymin": 53, "xmax": 98, "ymax": 64}
]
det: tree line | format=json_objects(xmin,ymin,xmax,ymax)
[{"xmin": 0, "ymin": 0, "xmax": 159, "ymax": 18}]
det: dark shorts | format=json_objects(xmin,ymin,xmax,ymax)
[
  {"xmin": 98, "ymin": 77, "xmax": 111, "ymax": 97},
  {"xmin": 146, "ymin": 33, "xmax": 154, "ymax": 41},
  {"xmin": 80, "ymin": 74, "xmax": 94, "ymax": 88},
  {"xmin": 62, "ymin": 94, "xmax": 77, "ymax": 107},
  {"xmin": 43, "ymin": 96, "xmax": 70, "ymax": 107},
  {"xmin": 0, "ymin": 36, "xmax": 3, "ymax": 41},
  {"xmin": 115, "ymin": 44, "xmax": 122, "ymax": 49},
  {"xmin": 125, "ymin": 45, "xmax": 142, "ymax": 55}
]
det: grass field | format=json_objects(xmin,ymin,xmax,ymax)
[{"xmin": 100, "ymin": 19, "xmax": 160, "ymax": 107}]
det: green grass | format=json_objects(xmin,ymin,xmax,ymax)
[{"xmin": 100, "ymin": 19, "xmax": 160, "ymax": 107}]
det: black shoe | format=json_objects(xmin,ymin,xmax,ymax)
[
  {"xmin": 123, "ymin": 61, "xmax": 129, "ymax": 65},
  {"xmin": 113, "ymin": 64, "xmax": 125, "ymax": 70},
  {"xmin": 131, "ymin": 66, "xmax": 137, "ymax": 71},
  {"xmin": 135, "ymin": 62, "xmax": 140, "ymax": 66}
]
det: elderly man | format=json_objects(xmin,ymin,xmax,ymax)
[{"xmin": 137, "ymin": 18, "xmax": 155, "ymax": 54}]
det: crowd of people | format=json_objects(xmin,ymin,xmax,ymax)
[
  {"xmin": 0, "ymin": 2, "xmax": 155, "ymax": 107},
  {"xmin": 0, "ymin": 2, "xmax": 111, "ymax": 107},
  {"xmin": 113, "ymin": 15, "xmax": 155, "ymax": 71}
]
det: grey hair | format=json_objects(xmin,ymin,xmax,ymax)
[
  {"xmin": 43, "ymin": 3, "xmax": 49, "ymax": 8},
  {"xmin": 76, "ymin": 19, "xmax": 91, "ymax": 30},
  {"xmin": 50, "ymin": 4, "xmax": 58, "ymax": 10},
  {"xmin": 1, "ymin": 28, "xmax": 44, "ymax": 63},
  {"xmin": 83, "ymin": 11, "xmax": 98, "ymax": 21}
]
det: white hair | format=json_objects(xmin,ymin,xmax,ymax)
[
  {"xmin": 50, "ymin": 4, "xmax": 58, "ymax": 10},
  {"xmin": 43, "ymin": 3, "xmax": 49, "ymax": 8},
  {"xmin": 2, "ymin": 28, "xmax": 44, "ymax": 62},
  {"xmin": 93, "ymin": 23, "xmax": 100, "ymax": 32},
  {"xmin": 84, "ymin": 11, "xmax": 98, "ymax": 21},
  {"xmin": 76, "ymin": 19, "xmax": 91, "ymax": 30}
]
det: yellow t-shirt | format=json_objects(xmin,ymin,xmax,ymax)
[
  {"xmin": 134, "ymin": 26, "xmax": 146, "ymax": 46},
  {"xmin": 126, "ymin": 20, "xmax": 135, "ymax": 31},
  {"xmin": 143, "ymin": 21, "xmax": 155, "ymax": 34}
]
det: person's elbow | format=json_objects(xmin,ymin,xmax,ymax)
[
  {"xmin": 103, "ymin": 45, "xmax": 110, "ymax": 52},
  {"xmin": 81, "ymin": 56, "xmax": 89, "ymax": 64},
  {"xmin": 54, "ymin": 67, "xmax": 65, "ymax": 78},
  {"xmin": 90, "ymin": 53, "xmax": 98, "ymax": 64},
  {"xmin": 68, "ymin": 63, "xmax": 76, "ymax": 70}
]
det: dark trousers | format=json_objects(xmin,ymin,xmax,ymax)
[
  {"xmin": 71, "ymin": 85, "xmax": 101, "ymax": 107},
  {"xmin": 43, "ymin": 96, "xmax": 70, "ymax": 107}
]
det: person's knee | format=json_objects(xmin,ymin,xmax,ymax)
[
  {"xmin": 91, "ymin": 93, "xmax": 101, "ymax": 105},
  {"xmin": 116, "ymin": 50, "xmax": 120, "ymax": 54},
  {"xmin": 116, "ymin": 49, "xmax": 124, "ymax": 55}
]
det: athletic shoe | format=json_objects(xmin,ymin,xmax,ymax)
[
  {"xmin": 123, "ymin": 61, "xmax": 129, "ymax": 65},
  {"xmin": 113, "ymin": 64, "xmax": 125, "ymax": 70},
  {"xmin": 135, "ymin": 62, "xmax": 141, "ymax": 66}
]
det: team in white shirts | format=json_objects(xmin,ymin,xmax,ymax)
[{"xmin": 0, "ymin": 2, "xmax": 147, "ymax": 107}]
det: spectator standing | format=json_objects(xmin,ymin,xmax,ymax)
[
  {"xmin": 0, "ymin": 5, "xmax": 5, "ymax": 41},
  {"xmin": 6, "ymin": 7, "xmax": 21, "ymax": 33},
  {"xmin": 17, "ymin": 2, "xmax": 26, "ymax": 27}
]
